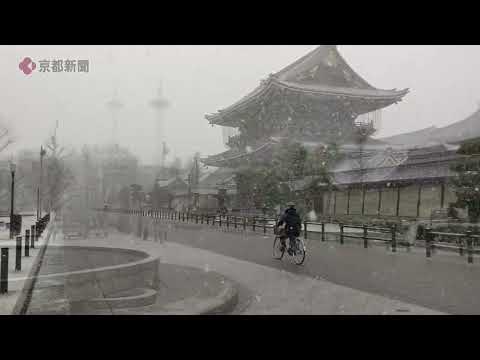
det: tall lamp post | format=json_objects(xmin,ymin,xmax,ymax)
[
  {"xmin": 187, "ymin": 173, "xmax": 192, "ymax": 212},
  {"xmin": 37, "ymin": 146, "xmax": 46, "ymax": 220},
  {"xmin": 9, "ymin": 161, "xmax": 16, "ymax": 239}
]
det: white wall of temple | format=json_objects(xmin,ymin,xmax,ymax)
[
  {"xmin": 398, "ymin": 184, "xmax": 420, "ymax": 217},
  {"xmin": 322, "ymin": 182, "xmax": 457, "ymax": 219},
  {"xmin": 363, "ymin": 188, "xmax": 380, "ymax": 215},
  {"xmin": 198, "ymin": 194, "xmax": 218, "ymax": 210},
  {"xmin": 418, "ymin": 185, "xmax": 442, "ymax": 218},
  {"xmin": 335, "ymin": 191, "xmax": 348, "ymax": 215},
  {"xmin": 349, "ymin": 189, "xmax": 363, "ymax": 215},
  {"xmin": 380, "ymin": 188, "xmax": 397, "ymax": 216}
]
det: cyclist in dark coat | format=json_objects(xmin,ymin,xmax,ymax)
[{"xmin": 277, "ymin": 202, "xmax": 302, "ymax": 254}]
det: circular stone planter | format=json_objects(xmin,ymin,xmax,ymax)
[
  {"xmin": 20, "ymin": 245, "xmax": 160, "ymax": 309},
  {"xmin": 25, "ymin": 245, "xmax": 240, "ymax": 315}
]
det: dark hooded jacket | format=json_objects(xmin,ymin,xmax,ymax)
[{"xmin": 277, "ymin": 208, "xmax": 301, "ymax": 236}]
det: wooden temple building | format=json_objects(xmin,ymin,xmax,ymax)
[{"xmin": 189, "ymin": 45, "xmax": 478, "ymax": 219}]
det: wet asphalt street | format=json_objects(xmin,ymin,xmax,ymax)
[{"xmin": 159, "ymin": 222, "xmax": 480, "ymax": 314}]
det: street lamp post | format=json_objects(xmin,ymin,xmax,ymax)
[
  {"xmin": 9, "ymin": 162, "xmax": 16, "ymax": 240},
  {"xmin": 37, "ymin": 146, "xmax": 46, "ymax": 220},
  {"xmin": 187, "ymin": 174, "xmax": 192, "ymax": 212}
]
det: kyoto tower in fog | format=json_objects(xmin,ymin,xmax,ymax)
[
  {"xmin": 149, "ymin": 84, "xmax": 170, "ymax": 169},
  {"xmin": 106, "ymin": 88, "xmax": 124, "ymax": 146}
]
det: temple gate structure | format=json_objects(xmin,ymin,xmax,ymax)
[{"xmin": 181, "ymin": 45, "xmax": 480, "ymax": 220}]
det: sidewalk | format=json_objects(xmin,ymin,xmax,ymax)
[
  {"xmin": 0, "ymin": 215, "xmax": 54, "ymax": 314},
  {"xmin": 49, "ymin": 229, "xmax": 444, "ymax": 315}
]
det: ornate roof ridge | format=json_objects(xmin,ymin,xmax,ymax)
[{"xmin": 206, "ymin": 45, "xmax": 408, "ymax": 126}]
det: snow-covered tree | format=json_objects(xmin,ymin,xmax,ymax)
[{"xmin": 451, "ymin": 139, "xmax": 480, "ymax": 222}]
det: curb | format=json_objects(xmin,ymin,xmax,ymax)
[
  {"xmin": 146, "ymin": 277, "xmax": 238, "ymax": 315},
  {"xmin": 113, "ymin": 277, "xmax": 239, "ymax": 315},
  {"xmin": 199, "ymin": 279, "xmax": 239, "ymax": 315}
]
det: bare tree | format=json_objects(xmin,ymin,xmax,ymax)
[
  {"xmin": 0, "ymin": 114, "xmax": 15, "ymax": 154},
  {"xmin": 43, "ymin": 135, "xmax": 75, "ymax": 213}
]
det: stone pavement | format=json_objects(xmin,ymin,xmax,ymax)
[
  {"xmin": 27, "ymin": 230, "xmax": 238, "ymax": 315},
  {"xmin": 38, "ymin": 228, "xmax": 443, "ymax": 315}
]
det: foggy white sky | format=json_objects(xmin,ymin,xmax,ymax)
[{"xmin": 1, "ymin": 45, "xmax": 480, "ymax": 165}]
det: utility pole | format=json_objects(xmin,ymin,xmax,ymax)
[
  {"xmin": 46, "ymin": 120, "xmax": 59, "ymax": 214},
  {"xmin": 187, "ymin": 173, "xmax": 192, "ymax": 212}
]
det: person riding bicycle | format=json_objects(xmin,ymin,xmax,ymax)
[{"xmin": 277, "ymin": 202, "xmax": 302, "ymax": 255}]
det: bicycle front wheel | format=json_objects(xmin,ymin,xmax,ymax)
[{"xmin": 273, "ymin": 236, "xmax": 285, "ymax": 260}]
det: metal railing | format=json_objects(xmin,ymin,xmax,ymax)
[
  {"xmin": 98, "ymin": 208, "xmax": 403, "ymax": 245},
  {"xmin": 96, "ymin": 207, "xmax": 480, "ymax": 264},
  {"xmin": 303, "ymin": 221, "xmax": 402, "ymax": 251},
  {"xmin": 424, "ymin": 227, "xmax": 480, "ymax": 264},
  {"xmin": 97, "ymin": 207, "xmax": 279, "ymax": 235}
]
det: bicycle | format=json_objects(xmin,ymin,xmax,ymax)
[{"xmin": 272, "ymin": 227, "xmax": 306, "ymax": 265}]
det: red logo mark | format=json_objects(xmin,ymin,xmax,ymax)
[{"xmin": 19, "ymin": 57, "xmax": 36, "ymax": 75}]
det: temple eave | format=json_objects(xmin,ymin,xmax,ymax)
[{"xmin": 206, "ymin": 86, "xmax": 408, "ymax": 127}]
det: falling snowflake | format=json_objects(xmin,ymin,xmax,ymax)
[
  {"xmin": 255, "ymin": 295, "xmax": 262, "ymax": 302},
  {"xmin": 308, "ymin": 210, "xmax": 317, "ymax": 221},
  {"xmin": 204, "ymin": 264, "xmax": 210, "ymax": 272},
  {"xmin": 246, "ymin": 146, "xmax": 252, "ymax": 153}
]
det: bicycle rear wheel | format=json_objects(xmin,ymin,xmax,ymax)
[
  {"xmin": 292, "ymin": 238, "xmax": 306, "ymax": 265},
  {"xmin": 273, "ymin": 236, "xmax": 285, "ymax": 260}
]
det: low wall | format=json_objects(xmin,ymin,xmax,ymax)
[{"xmin": 12, "ymin": 245, "xmax": 159, "ymax": 304}]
